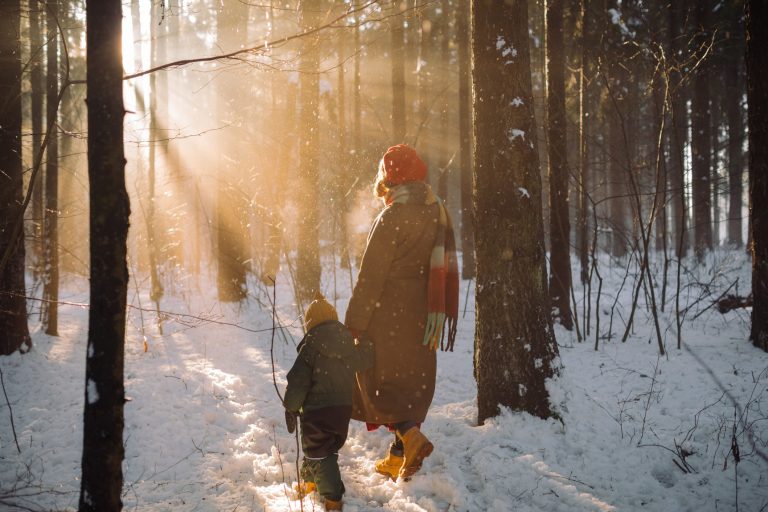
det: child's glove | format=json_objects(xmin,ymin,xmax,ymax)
[{"xmin": 285, "ymin": 409, "xmax": 298, "ymax": 434}]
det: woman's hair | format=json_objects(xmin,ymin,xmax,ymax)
[{"xmin": 374, "ymin": 158, "xmax": 391, "ymax": 198}]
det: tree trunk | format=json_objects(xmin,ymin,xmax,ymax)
[
  {"xmin": 472, "ymin": 0, "xmax": 561, "ymax": 425},
  {"xmin": 457, "ymin": 0, "xmax": 475, "ymax": 279},
  {"xmin": 546, "ymin": 0, "xmax": 573, "ymax": 329},
  {"xmin": 353, "ymin": 5, "xmax": 361, "ymax": 169},
  {"xmin": 746, "ymin": 0, "xmax": 768, "ymax": 351},
  {"xmin": 711, "ymin": 73, "xmax": 721, "ymax": 248},
  {"xmin": 0, "ymin": 0, "xmax": 31, "ymax": 356},
  {"xmin": 605, "ymin": 0, "xmax": 629, "ymax": 258},
  {"xmin": 43, "ymin": 0, "xmax": 59, "ymax": 336},
  {"xmin": 436, "ymin": 0, "xmax": 450, "ymax": 201},
  {"xmin": 262, "ymin": 1, "xmax": 291, "ymax": 283},
  {"xmin": 650, "ymin": 4, "xmax": 668, "ymax": 256},
  {"xmin": 296, "ymin": 0, "xmax": 323, "ymax": 301},
  {"xmin": 147, "ymin": 1, "xmax": 164, "ymax": 302},
  {"xmin": 691, "ymin": 0, "xmax": 713, "ymax": 261},
  {"xmin": 668, "ymin": 1, "xmax": 688, "ymax": 259},
  {"xmin": 391, "ymin": 1, "xmax": 406, "ymax": 142},
  {"xmin": 576, "ymin": 0, "xmax": 590, "ymax": 284},
  {"xmin": 79, "ymin": 0, "xmax": 129, "ymax": 508},
  {"xmin": 726, "ymin": 30, "xmax": 744, "ymax": 248},
  {"xmin": 30, "ymin": 0, "xmax": 44, "ymax": 273},
  {"xmin": 215, "ymin": 1, "xmax": 249, "ymax": 301}
]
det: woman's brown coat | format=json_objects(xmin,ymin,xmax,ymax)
[{"xmin": 345, "ymin": 201, "xmax": 439, "ymax": 424}]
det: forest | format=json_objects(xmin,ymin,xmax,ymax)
[{"xmin": 0, "ymin": 0, "xmax": 767, "ymax": 511}]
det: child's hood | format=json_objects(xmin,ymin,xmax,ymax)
[{"xmin": 297, "ymin": 320, "xmax": 357, "ymax": 360}]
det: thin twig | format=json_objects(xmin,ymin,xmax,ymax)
[
  {"xmin": 0, "ymin": 291, "xmax": 302, "ymax": 336},
  {"xmin": 269, "ymin": 277, "xmax": 284, "ymax": 405},
  {"xmin": 637, "ymin": 355, "xmax": 661, "ymax": 446},
  {"xmin": 0, "ymin": 367, "xmax": 21, "ymax": 453}
]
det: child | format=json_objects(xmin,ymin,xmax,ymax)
[{"xmin": 284, "ymin": 292, "xmax": 372, "ymax": 511}]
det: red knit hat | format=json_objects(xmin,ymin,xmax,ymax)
[{"xmin": 381, "ymin": 144, "xmax": 427, "ymax": 185}]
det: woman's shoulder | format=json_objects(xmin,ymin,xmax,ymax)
[
  {"xmin": 382, "ymin": 201, "xmax": 438, "ymax": 222},
  {"xmin": 374, "ymin": 203, "xmax": 403, "ymax": 226}
]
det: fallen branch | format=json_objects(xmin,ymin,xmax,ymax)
[{"xmin": 716, "ymin": 294, "xmax": 753, "ymax": 314}]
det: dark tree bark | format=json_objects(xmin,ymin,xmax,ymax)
[
  {"xmin": 710, "ymin": 68, "xmax": 722, "ymax": 248},
  {"xmin": 472, "ymin": 0, "xmax": 560, "ymax": 425},
  {"xmin": 296, "ymin": 0, "xmax": 323, "ymax": 301},
  {"xmin": 691, "ymin": 0, "xmax": 713, "ymax": 261},
  {"xmin": 43, "ymin": 0, "xmax": 59, "ymax": 335},
  {"xmin": 726, "ymin": 20, "xmax": 745, "ymax": 248},
  {"xmin": 391, "ymin": 1, "xmax": 406, "ymax": 142},
  {"xmin": 0, "ymin": 0, "xmax": 31, "ymax": 356},
  {"xmin": 79, "ymin": 0, "xmax": 129, "ymax": 509},
  {"xmin": 653, "ymin": 76, "xmax": 668, "ymax": 253},
  {"xmin": 746, "ymin": 0, "xmax": 768, "ymax": 351},
  {"xmin": 546, "ymin": 0, "xmax": 573, "ymax": 329},
  {"xmin": 457, "ymin": 0, "xmax": 475, "ymax": 279}
]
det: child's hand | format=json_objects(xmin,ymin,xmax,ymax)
[{"xmin": 285, "ymin": 409, "xmax": 298, "ymax": 434}]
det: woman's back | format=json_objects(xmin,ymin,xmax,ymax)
[{"xmin": 346, "ymin": 201, "xmax": 440, "ymax": 425}]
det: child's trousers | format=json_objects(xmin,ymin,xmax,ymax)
[
  {"xmin": 301, "ymin": 453, "xmax": 345, "ymax": 501},
  {"xmin": 299, "ymin": 405, "xmax": 352, "ymax": 502}
]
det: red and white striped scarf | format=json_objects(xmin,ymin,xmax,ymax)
[{"xmin": 386, "ymin": 182, "xmax": 459, "ymax": 351}]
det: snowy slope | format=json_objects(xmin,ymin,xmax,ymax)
[{"xmin": 1, "ymin": 249, "xmax": 766, "ymax": 511}]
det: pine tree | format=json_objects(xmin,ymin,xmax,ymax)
[
  {"xmin": 296, "ymin": 0, "xmax": 324, "ymax": 301},
  {"xmin": 546, "ymin": 0, "xmax": 573, "ymax": 329},
  {"xmin": 691, "ymin": 0, "xmax": 714, "ymax": 260},
  {"xmin": 43, "ymin": 0, "xmax": 60, "ymax": 335},
  {"xmin": 472, "ymin": 0, "xmax": 561, "ymax": 424},
  {"xmin": 79, "ymin": 0, "xmax": 130, "ymax": 508},
  {"xmin": 0, "ymin": 0, "xmax": 31, "ymax": 355},
  {"xmin": 746, "ymin": 0, "xmax": 768, "ymax": 351}
]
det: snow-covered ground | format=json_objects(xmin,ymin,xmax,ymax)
[{"xmin": 1, "ymin": 248, "xmax": 766, "ymax": 511}]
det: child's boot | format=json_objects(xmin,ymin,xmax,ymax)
[
  {"xmin": 397, "ymin": 427, "xmax": 433, "ymax": 479},
  {"xmin": 293, "ymin": 481, "xmax": 316, "ymax": 498},
  {"xmin": 324, "ymin": 498, "xmax": 343, "ymax": 510},
  {"xmin": 374, "ymin": 448, "xmax": 404, "ymax": 481}
]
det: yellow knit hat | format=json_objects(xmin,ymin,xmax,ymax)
[{"xmin": 304, "ymin": 291, "xmax": 338, "ymax": 332}]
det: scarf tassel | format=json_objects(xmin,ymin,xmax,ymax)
[{"xmin": 423, "ymin": 312, "xmax": 458, "ymax": 352}]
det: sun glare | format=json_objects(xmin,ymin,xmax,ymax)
[{"xmin": 122, "ymin": 9, "xmax": 135, "ymax": 74}]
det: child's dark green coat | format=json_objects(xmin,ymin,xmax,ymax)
[
  {"xmin": 284, "ymin": 320, "xmax": 373, "ymax": 459},
  {"xmin": 284, "ymin": 320, "xmax": 372, "ymax": 413}
]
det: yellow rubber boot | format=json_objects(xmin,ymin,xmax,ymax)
[
  {"xmin": 374, "ymin": 451, "xmax": 404, "ymax": 481},
  {"xmin": 293, "ymin": 481, "xmax": 316, "ymax": 498},
  {"xmin": 324, "ymin": 497, "xmax": 343, "ymax": 510},
  {"xmin": 397, "ymin": 427, "xmax": 434, "ymax": 479}
]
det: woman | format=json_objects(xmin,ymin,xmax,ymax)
[{"xmin": 345, "ymin": 144, "xmax": 459, "ymax": 481}]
